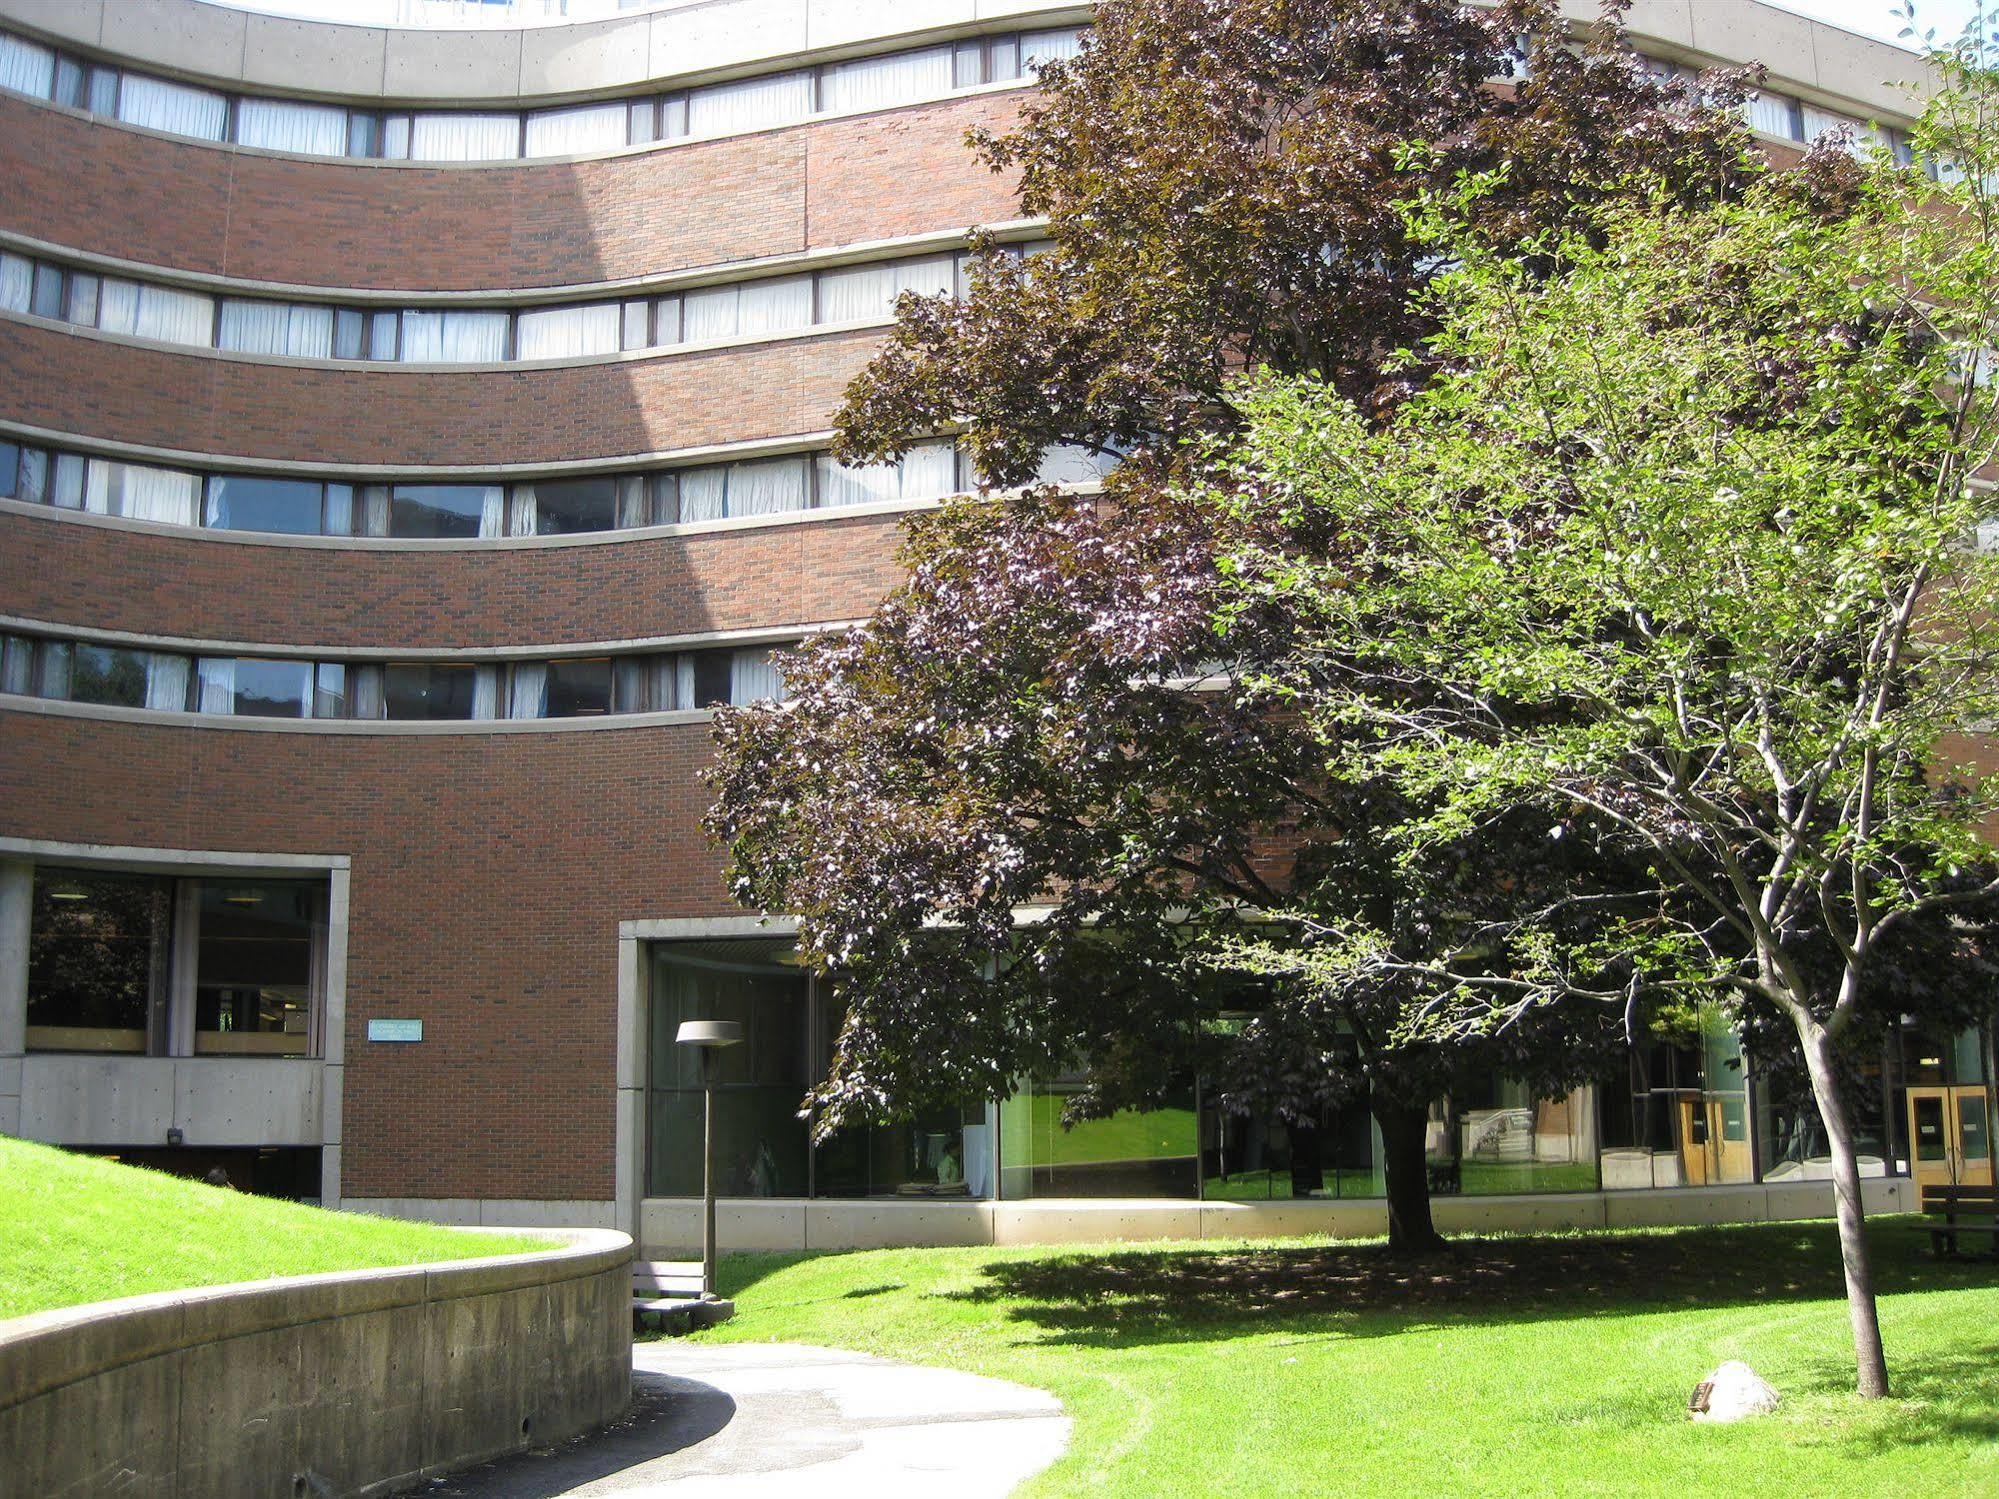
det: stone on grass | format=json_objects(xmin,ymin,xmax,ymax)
[{"xmin": 1688, "ymin": 1360, "xmax": 1780, "ymax": 1423}]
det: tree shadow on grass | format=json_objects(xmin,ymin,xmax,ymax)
[{"xmin": 942, "ymin": 1221, "xmax": 1999, "ymax": 1348}]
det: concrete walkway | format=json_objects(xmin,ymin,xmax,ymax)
[{"xmin": 431, "ymin": 1342, "xmax": 1072, "ymax": 1498}]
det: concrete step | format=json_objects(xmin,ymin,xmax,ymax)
[
  {"xmin": 633, "ymin": 1259, "xmax": 704, "ymax": 1296},
  {"xmin": 632, "ymin": 1295, "xmax": 734, "ymax": 1335}
]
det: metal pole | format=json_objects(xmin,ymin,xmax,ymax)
[{"xmin": 702, "ymin": 1048, "xmax": 717, "ymax": 1299}]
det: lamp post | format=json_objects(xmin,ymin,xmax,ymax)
[{"xmin": 675, "ymin": 1019, "xmax": 742, "ymax": 1301}]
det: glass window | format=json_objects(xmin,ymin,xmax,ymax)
[
  {"xmin": 312, "ymin": 662, "xmax": 349, "ymax": 719},
  {"xmin": 30, "ymin": 262, "xmax": 62, "ymax": 320},
  {"xmin": 818, "ymin": 46, "xmax": 952, "ymax": 114},
  {"xmin": 193, "ymin": 880, "xmax": 317, "ymax": 1057},
  {"xmin": 204, "ymin": 474, "xmax": 325, "ymax": 535},
  {"xmin": 64, "ymin": 272, "xmax": 99, "ymax": 326},
  {"xmin": 685, "ymin": 69, "xmax": 814, "ymax": 138},
  {"xmin": 1021, "ymin": 28, "xmax": 1086, "ymax": 71},
  {"xmin": 116, "ymin": 74, "xmax": 228, "ymax": 140},
  {"xmin": 515, "ymin": 302, "xmax": 620, "ymax": 361},
  {"xmin": 26, "ymin": 868, "xmax": 170, "ymax": 1054},
  {"xmin": 1, "ymin": 634, "xmax": 33, "ymax": 695},
  {"xmin": 543, "ymin": 656, "xmax": 613, "ymax": 718},
  {"xmin": 524, "ymin": 476, "xmax": 620, "ymax": 536},
  {"xmin": 234, "ymin": 97, "xmax": 348, "ymax": 156},
  {"xmin": 67, "ymin": 644, "xmax": 155, "ymax": 709},
  {"xmin": 197, "ymin": 657, "xmax": 311, "ymax": 718},
  {"xmin": 1746, "ymin": 91, "xmax": 1801, "ymax": 141},
  {"xmin": 524, "ymin": 101, "xmax": 626, "ymax": 156},
  {"xmin": 133, "ymin": 284, "xmax": 215, "ymax": 346},
  {"xmin": 399, "ymin": 309, "xmax": 508, "ymax": 363},
  {"xmin": 0, "ymin": 251, "xmax": 29, "ymax": 313},
  {"xmin": 0, "ymin": 32, "xmax": 54, "ymax": 98},
  {"xmin": 218, "ymin": 300, "xmax": 334, "ymax": 358},
  {"xmin": 1001, "ymin": 1071, "xmax": 1198, "ymax": 1199},
  {"xmin": 0, "ymin": 439, "xmax": 17, "ymax": 499},
  {"xmin": 730, "ymin": 647, "xmax": 785, "ymax": 705},
  {"xmin": 387, "ymin": 483, "xmax": 501, "ymax": 539},
  {"xmin": 382, "ymin": 662, "xmax": 478, "ymax": 720},
  {"xmin": 688, "ymin": 650, "xmax": 734, "ymax": 708},
  {"xmin": 85, "ymin": 458, "xmax": 200, "ymax": 526},
  {"xmin": 408, "ymin": 112, "xmax": 519, "ymax": 161}
]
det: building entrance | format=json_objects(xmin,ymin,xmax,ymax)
[{"xmin": 1907, "ymin": 1086, "xmax": 1993, "ymax": 1204}]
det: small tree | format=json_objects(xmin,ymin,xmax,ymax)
[{"xmin": 1206, "ymin": 127, "xmax": 1999, "ymax": 1391}]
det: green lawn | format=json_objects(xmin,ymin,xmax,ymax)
[
  {"xmin": 0, "ymin": 1136, "xmax": 544, "ymax": 1320},
  {"xmin": 701, "ymin": 1220, "xmax": 1999, "ymax": 1497}
]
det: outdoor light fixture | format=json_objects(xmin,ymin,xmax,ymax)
[{"xmin": 676, "ymin": 1019, "xmax": 742, "ymax": 1302}]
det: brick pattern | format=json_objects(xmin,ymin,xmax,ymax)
[
  {"xmin": 0, "ymin": 504, "xmax": 911, "ymax": 649},
  {"xmin": 0, "ymin": 91, "xmax": 1026, "ymax": 290},
  {"xmin": 0, "ymin": 708, "xmax": 744, "ymax": 1200},
  {"xmin": 0, "ymin": 320, "xmax": 888, "ymax": 465}
]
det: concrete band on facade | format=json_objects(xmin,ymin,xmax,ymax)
[{"xmin": 0, "ymin": 1227, "xmax": 634, "ymax": 1499}]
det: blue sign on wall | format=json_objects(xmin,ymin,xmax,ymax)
[{"xmin": 366, "ymin": 1018, "xmax": 424, "ymax": 1043}]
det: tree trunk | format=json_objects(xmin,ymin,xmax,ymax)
[
  {"xmin": 1798, "ymin": 1019, "xmax": 1891, "ymax": 1399},
  {"xmin": 1375, "ymin": 1098, "xmax": 1447, "ymax": 1254}
]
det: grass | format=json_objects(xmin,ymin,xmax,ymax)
[
  {"xmin": 0, "ymin": 1136, "xmax": 545, "ymax": 1320},
  {"xmin": 699, "ymin": 1218, "xmax": 1999, "ymax": 1497}
]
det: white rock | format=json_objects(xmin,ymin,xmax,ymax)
[{"xmin": 1689, "ymin": 1360, "xmax": 1781, "ymax": 1423}]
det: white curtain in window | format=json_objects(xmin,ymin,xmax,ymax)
[
  {"xmin": 96, "ymin": 278, "xmax": 138, "ymax": 335},
  {"xmin": 730, "ymin": 649, "xmax": 785, "ymax": 705},
  {"xmin": 218, "ymin": 299, "xmax": 288, "ymax": 355},
  {"xmin": 682, "ymin": 286, "xmax": 740, "ymax": 343},
  {"xmin": 901, "ymin": 440, "xmax": 959, "ymax": 500},
  {"xmin": 686, "ymin": 70, "xmax": 814, "ymax": 137},
  {"xmin": 816, "ymin": 454, "xmax": 901, "ymax": 508},
  {"xmin": 283, "ymin": 303, "xmax": 334, "ymax": 357},
  {"xmin": 196, "ymin": 657, "xmax": 236, "ymax": 715},
  {"xmin": 1803, "ymin": 105, "xmax": 1885, "ymax": 156},
  {"xmin": 134, "ymin": 285, "xmax": 215, "ymax": 346},
  {"xmin": 0, "ymin": 252, "xmax": 29, "ymax": 314},
  {"xmin": 508, "ymin": 662, "xmax": 548, "ymax": 719},
  {"xmin": 86, "ymin": 459, "xmax": 200, "ymax": 526},
  {"xmin": 523, "ymin": 102, "xmax": 625, "ymax": 157},
  {"xmin": 235, "ymin": 98, "xmax": 347, "ymax": 156},
  {"xmin": 673, "ymin": 655, "xmax": 696, "ymax": 709},
  {"xmin": 677, "ymin": 467, "xmax": 727, "ymax": 523},
  {"xmin": 0, "ymin": 34, "xmax": 54, "ymax": 98},
  {"xmin": 1744, "ymin": 93, "xmax": 1797, "ymax": 140},
  {"xmin": 0, "ymin": 636, "xmax": 32, "ymax": 696},
  {"xmin": 818, "ymin": 46, "xmax": 952, "ymax": 115},
  {"xmin": 1021, "ymin": 28, "xmax": 1086, "ymax": 71},
  {"xmin": 515, "ymin": 303, "xmax": 621, "ymax": 360},
  {"xmin": 471, "ymin": 666, "xmax": 500, "ymax": 720},
  {"xmin": 401, "ymin": 310, "xmax": 508, "ymax": 363},
  {"xmin": 817, "ymin": 263, "xmax": 897, "ymax": 324},
  {"xmin": 896, "ymin": 254, "xmax": 958, "ymax": 301},
  {"xmin": 117, "ymin": 75, "xmax": 228, "ymax": 141},
  {"xmin": 409, "ymin": 112, "xmax": 519, "ymax": 161},
  {"xmin": 736, "ymin": 276, "xmax": 812, "ymax": 336},
  {"xmin": 480, "ymin": 486, "xmax": 505, "ymax": 538},
  {"xmin": 728, "ymin": 457, "xmax": 809, "ymax": 517},
  {"xmin": 509, "ymin": 484, "xmax": 538, "ymax": 537},
  {"xmin": 145, "ymin": 653, "xmax": 190, "ymax": 712}
]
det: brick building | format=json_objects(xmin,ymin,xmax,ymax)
[{"xmin": 0, "ymin": 0, "xmax": 1983, "ymax": 1252}]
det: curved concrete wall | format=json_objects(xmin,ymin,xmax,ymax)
[{"xmin": 0, "ymin": 1227, "xmax": 633, "ymax": 1499}]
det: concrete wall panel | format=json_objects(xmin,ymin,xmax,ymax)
[
  {"xmin": 240, "ymin": 15, "xmax": 389, "ymax": 99},
  {"xmin": 100, "ymin": 0, "xmax": 247, "ymax": 83}
]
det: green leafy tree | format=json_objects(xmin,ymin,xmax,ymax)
[
  {"xmin": 710, "ymin": 0, "xmax": 1775, "ymax": 1252},
  {"xmin": 1205, "ymin": 83, "xmax": 1999, "ymax": 1388}
]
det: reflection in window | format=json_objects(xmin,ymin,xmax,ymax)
[
  {"xmin": 382, "ymin": 662, "xmax": 485, "ymax": 720},
  {"xmin": 388, "ymin": 483, "xmax": 502, "ymax": 540},
  {"xmin": 194, "ymin": 881, "xmax": 318, "ymax": 1056},
  {"xmin": 26, "ymin": 868, "xmax": 170, "ymax": 1054}
]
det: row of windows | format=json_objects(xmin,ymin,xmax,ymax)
[
  {"xmin": 0, "ymin": 437, "xmax": 1115, "ymax": 539},
  {"xmin": 1644, "ymin": 58, "xmax": 1909, "ymax": 160},
  {"xmin": 0, "ymin": 25, "xmax": 1085, "ymax": 161},
  {"xmin": 0, "ymin": 244, "xmax": 1046, "ymax": 364},
  {"xmin": 0, "ymin": 632, "xmax": 793, "ymax": 721}
]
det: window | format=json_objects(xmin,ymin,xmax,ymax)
[
  {"xmin": 382, "ymin": 662, "xmax": 484, "ymax": 720},
  {"xmin": 67, "ymin": 643, "xmax": 189, "ymax": 711},
  {"xmin": 677, "ymin": 455, "xmax": 810, "ymax": 523},
  {"xmin": 387, "ymin": 483, "xmax": 502, "ymax": 539},
  {"xmin": 116, "ymin": 74, "xmax": 227, "ymax": 140},
  {"xmin": 510, "ymin": 656, "xmax": 614, "ymax": 719},
  {"xmin": 0, "ymin": 251, "xmax": 29, "ymax": 313},
  {"xmin": 219, "ymin": 300, "xmax": 334, "ymax": 358},
  {"xmin": 234, "ymin": 97, "xmax": 347, "ymax": 156},
  {"xmin": 524, "ymin": 101, "xmax": 626, "ymax": 156},
  {"xmin": 515, "ymin": 302, "xmax": 621, "ymax": 360},
  {"xmin": 516, "ymin": 475, "xmax": 622, "ymax": 536},
  {"xmin": 685, "ymin": 69, "xmax": 814, "ymax": 138},
  {"xmin": 819, "ymin": 46, "xmax": 953, "ymax": 114},
  {"xmin": 816, "ymin": 440, "xmax": 958, "ymax": 508},
  {"xmin": 26, "ymin": 868, "xmax": 170, "ymax": 1054},
  {"xmin": 398, "ymin": 310, "xmax": 508, "ymax": 363},
  {"xmin": 196, "ymin": 657, "xmax": 312, "ymax": 718},
  {"xmin": 1021, "ymin": 27, "xmax": 1086, "ymax": 71},
  {"xmin": 408, "ymin": 111, "xmax": 519, "ymax": 161},
  {"xmin": 203, "ymin": 474, "xmax": 330, "ymax": 535},
  {"xmin": 193, "ymin": 881, "xmax": 318, "ymax": 1056},
  {"xmin": 1746, "ymin": 91, "xmax": 1802, "ymax": 141},
  {"xmin": 84, "ymin": 458, "xmax": 201, "ymax": 526},
  {"xmin": 682, "ymin": 275, "xmax": 813, "ymax": 343},
  {"xmin": 818, "ymin": 254, "xmax": 956, "ymax": 324},
  {"xmin": 0, "ymin": 31, "xmax": 53, "ymax": 98}
]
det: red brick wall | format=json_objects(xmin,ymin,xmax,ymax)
[
  {"xmin": 0, "ymin": 708, "xmax": 746, "ymax": 1200},
  {"xmin": 0, "ymin": 91, "xmax": 1026, "ymax": 289},
  {"xmin": 0, "ymin": 504, "xmax": 911, "ymax": 648},
  {"xmin": 0, "ymin": 320, "xmax": 887, "ymax": 465}
]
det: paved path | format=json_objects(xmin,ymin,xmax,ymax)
[{"xmin": 432, "ymin": 1342, "xmax": 1071, "ymax": 1498}]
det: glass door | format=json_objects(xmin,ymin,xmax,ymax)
[{"xmin": 1907, "ymin": 1087, "xmax": 1995, "ymax": 1205}]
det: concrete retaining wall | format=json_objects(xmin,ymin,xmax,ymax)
[
  {"xmin": 0, "ymin": 1226, "xmax": 632, "ymax": 1499},
  {"xmin": 638, "ymin": 1178, "xmax": 1914, "ymax": 1253}
]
